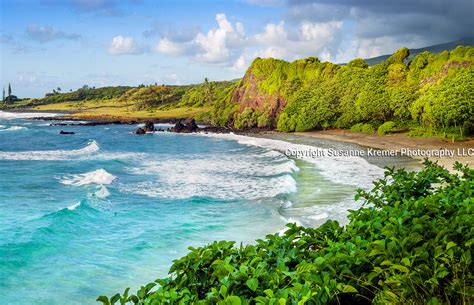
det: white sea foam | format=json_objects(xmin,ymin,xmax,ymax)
[
  {"xmin": 61, "ymin": 169, "xmax": 117, "ymax": 186},
  {"xmin": 0, "ymin": 140, "xmax": 100, "ymax": 161},
  {"xmin": 94, "ymin": 186, "xmax": 111, "ymax": 198},
  {"xmin": 0, "ymin": 125, "xmax": 5, "ymax": 128},
  {"xmin": 67, "ymin": 202, "xmax": 81, "ymax": 210},
  {"xmin": 122, "ymin": 149, "xmax": 299, "ymax": 200},
  {"xmin": 0, "ymin": 110, "xmax": 60, "ymax": 120},
  {"xmin": 0, "ymin": 126, "xmax": 27, "ymax": 132},
  {"xmin": 201, "ymin": 133, "xmax": 384, "ymax": 189}
]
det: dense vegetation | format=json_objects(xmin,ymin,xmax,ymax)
[
  {"xmin": 2, "ymin": 45, "xmax": 472, "ymax": 139},
  {"xmin": 98, "ymin": 161, "xmax": 473, "ymax": 304},
  {"xmin": 215, "ymin": 46, "xmax": 473, "ymax": 139}
]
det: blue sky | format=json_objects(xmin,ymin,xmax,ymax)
[{"xmin": 1, "ymin": 0, "xmax": 472, "ymax": 97}]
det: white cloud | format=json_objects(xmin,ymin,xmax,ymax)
[
  {"xmin": 107, "ymin": 35, "xmax": 144, "ymax": 55},
  {"xmin": 232, "ymin": 55, "xmax": 247, "ymax": 71},
  {"xmin": 300, "ymin": 21, "xmax": 343, "ymax": 42},
  {"xmin": 155, "ymin": 13, "xmax": 343, "ymax": 68},
  {"xmin": 156, "ymin": 38, "xmax": 188, "ymax": 55},
  {"xmin": 193, "ymin": 13, "xmax": 246, "ymax": 63},
  {"xmin": 254, "ymin": 22, "xmax": 287, "ymax": 46}
]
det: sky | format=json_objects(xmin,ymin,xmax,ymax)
[{"xmin": 1, "ymin": 0, "xmax": 473, "ymax": 98}]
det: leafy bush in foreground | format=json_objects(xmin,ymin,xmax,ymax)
[{"xmin": 98, "ymin": 161, "xmax": 473, "ymax": 304}]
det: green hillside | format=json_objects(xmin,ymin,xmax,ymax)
[{"xmin": 211, "ymin": 45, "xmax": 473, "ymax": 139}]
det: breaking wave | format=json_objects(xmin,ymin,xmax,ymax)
[
  {"xmin": 122, "ymin": 149, "xmax": 299, "ymax": 200},
  {"xmin": 0, "ymin": 110, "xmax": 60, "ymax": 120},
  {"xmin": 61, "ymin": 169, "xmax": 117, "ymax": 186},
  {"xmin": 202, "ymin": 133, "xmax": 384, "ymax": 189},
  {"xmin": 0, "ymin": 140, "xmax": 100, "ymax": 161},
  {"xmin": 0, "ymin": 126, "xmax": 27, "ymax": 132}
]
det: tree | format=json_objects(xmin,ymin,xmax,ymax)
[
  {"xmin": 203, "ymin": 78, "xmax": 215, "ymax": 104},
  {"xmin": 5, "ymin": 83, "xmax": 12, "ymax": 103},
  {"xmin": 347, "ymin": 58, "xmax": 368, "ymax": 69},
  {"xmin": 2, "ymin": 87, "xmax": 4, "ymax": 102},
  {"xmin": 160, "ymin": 84, "xmax": 166, "ymax": 105}
]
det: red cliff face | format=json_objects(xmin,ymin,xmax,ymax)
[{"xmin": 231, "ymin": 68, "xmax": 286, "ymax": 117}]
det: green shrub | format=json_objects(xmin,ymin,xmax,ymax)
[
  {"xmin": 98, "ymin": 161, "xmax": 474, "ymax": 304},
  {"xmin": 257, "ymin": 112, "xmax": 272, "ymax": 128},
  {"xmin": 350, "ymin": 123, "xmax": 375, "ymax": 133},
  {"xmin": 234, "ymin": 107, "xmax": 258, "ymax": 129},
  {"xmin": 276, "ymin": 112, "xmax": 293, "ymax": 132},
  {"xmin": 377, "ymin": 121, "xmax": 396, "ymax": 135}
]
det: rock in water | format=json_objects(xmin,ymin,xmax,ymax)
[
  {"xmin": 59, "ymin": 130, "xmax": 75, "ymax": 135},
  {"xmin": 144, "ymin": 121, "xmax": 155, "ymax": 133},
  {"xmin": 169, "ymin": 119, "xmax": 198, "ymax": 133},
  {"xmin": 135, "ymin": 127, "xmax": 146, "ymax": 135},
  {"xmin": 183, "ymin": 118, "xmax": 198, "ymax": 132},
  {"xmin": 169, "ymin": 121, "xmax": 186, "ymax": 133}
]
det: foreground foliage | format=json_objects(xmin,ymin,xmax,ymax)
[{"xmin": 98, "ymin": 161, "xmax": 474, "ymax": 304}]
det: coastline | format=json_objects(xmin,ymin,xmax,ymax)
[
  {"xmin": 295, "ymin": 129, "xmax": 474, "ymax": 170},
  {"xmin": 3, "ymin": 109, "xmax": 472, "ymax": 169}
]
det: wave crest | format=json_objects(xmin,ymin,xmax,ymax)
[
  {"xmin": 0, "ymin": 126, "xmax": 27, "ymax": 132},
  {"xmin": 61, "ymin": 169, "xmax": 116, "ymax": 186},
  {"xmin": 0, "ymin": 140, "xmax": 99, "ymax": 161},
  {"xmin": 0, "ymin": 110, "xmax": 60, "ymax": 120},
  {"xmin": 203, "ymin": 133, "xmax": 384, "ymax": 188}
]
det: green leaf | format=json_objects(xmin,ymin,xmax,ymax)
[
  {"xmin": 446, "ymin": 241, "xmax": 457, "ymax": 250},
  {"xmin": 110, "ymin": 294, "xmax": 120, "ymax": 305},
  {"xmin": 220, "ymin": 285, "xmax": 228, "ymax": 297},
  {"xmin": 314, "ymin": 257, "xmax": 326, "ymax": 265},
  {"xmin": 264, "ymin": 289, "xmax": 274, "ymax": 297},
  {"xmin": 342, "ymin": 285, "xmax": 358, "ymax": 293},
  {"xmin": 400, "ymin": 257, "xmax": 410, "ymax": 266},
  {"xmin": 225, "ymin": 295, "xmax": 242, "ymax": 305},
  {"xmin": 96, "ymin": 296, "xmax": 110, "ymax": 305},
  {"xmin": 246, "ymin": 278, "xmax": 258, "ymax": 292},
  {"xmin": 391, "ymin": 264, "xmax": 409, "ymax": 273}
]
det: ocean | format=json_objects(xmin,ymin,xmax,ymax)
[{"xmin": 0, "ymin": 111, "xmax": 419, "ymax": 304}]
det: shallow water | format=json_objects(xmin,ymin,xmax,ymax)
[{"xmin": 0, "ymin": 111, "xmax": 419, "ymax": 304}]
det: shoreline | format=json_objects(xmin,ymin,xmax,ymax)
[
  {"xmin": 3, "ymin": 110, "xmax": 472, "ymax": 169},
  {"xmin": 295, "ymin": 130, "xmax": 474, "ymax": 170}
]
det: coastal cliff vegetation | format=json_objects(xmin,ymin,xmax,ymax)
[
  {"xmin": 2, "ymin": 46, "xmax": 473, "ymax": 138},
  {"xmin": 97, "ymin": 161, "xmax": 473, "ymax": 304},
  {"xmin": 221, "ymin": 46, "xmax": 473, "ymax": 139}
]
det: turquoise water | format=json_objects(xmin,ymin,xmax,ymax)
[{"xmin": 0, "ymin": 111, "xmax": 418, "ymax": 304}]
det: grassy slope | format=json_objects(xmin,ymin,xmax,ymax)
[{"xmin": 33, "ymin": 99, "xmax": 209, "ymax": 120}]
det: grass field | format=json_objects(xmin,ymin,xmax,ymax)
[{"xmin": 34, "ymin": 100, "xmax": 209, "ymax": 120}]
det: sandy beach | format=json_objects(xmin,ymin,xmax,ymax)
[{"xmin": 297, "ymin": 129, "xmax": 474, "ymax": 170}]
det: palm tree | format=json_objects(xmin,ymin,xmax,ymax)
[{"xmin": 203, "ymin": 78, "xmax": 215, "ymax": 105}]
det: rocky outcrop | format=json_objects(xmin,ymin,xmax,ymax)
[
  {"xmin": 143, "ymin": 121, "xmax": 155, "ymax": 132},
  {"xmin": 135, "ymin": 128, "xmax": 146, "ymax": 135},
  {"xmin": 59, "ymin": 130, "xmax": 75, "ymax": 135},
  {"xmin": 169, "ymin": 118, "xmax": 199, "ymax": 133},
  {"xmin": 135, "ymin": 121, "xmax": 155, "ymax": 134}
]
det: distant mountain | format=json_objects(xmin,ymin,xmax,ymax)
[{"xmin": 364, "ymin": 37, "xmax": 474, "ymax": 65}]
